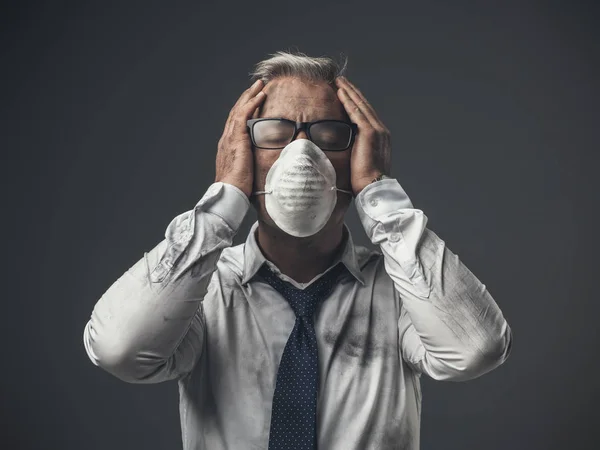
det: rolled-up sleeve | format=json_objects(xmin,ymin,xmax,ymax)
[
  {"xmin": 83, "ymin": 182, "xmax": 250, "ymax": 383},
  {"xmin": 355, "ymin": 178, "xmax": 512, "ymax": 381}
]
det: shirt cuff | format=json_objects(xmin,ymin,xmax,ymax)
[
  {"xmin": 355, "ymin": 178, "xmax": 414, "ymax": 236},
  {"xmin": 195, "ymin": 182, "xmax": 250, "ymax": 231},
  {"xmin": 151, "ymin": 182, "xmax": 250, "ymax": 283},
  {"xmin": 355, "ymin": 177, "xmax": 431, "ymax": 297}
]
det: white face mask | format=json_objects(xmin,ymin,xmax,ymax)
[{"xmin": 252, "ymin": 139, "xmax": 353, "ymax": 238}]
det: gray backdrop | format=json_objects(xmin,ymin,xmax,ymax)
[{"xmin": 2, "ymin": 0, "xmax": 598, "ymax": 449}]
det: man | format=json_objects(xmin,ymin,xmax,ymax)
[{"xmin": 83, "ymin": 51, "xmax": 512, "ymax": 450}]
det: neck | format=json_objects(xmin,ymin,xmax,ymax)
[{"xmin": 255, "ymin": 221, "xmax": 346, "ymax": 284}]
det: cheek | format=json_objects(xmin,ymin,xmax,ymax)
[
  {"xmin": 330, "ymin": 152, "xmax": 352, "ymax": 185},
  {"xmin": 252, "ymin": 151, "xmax": 280, "ymax": 219},
  {"xmin": 253, "ymin": 151, "xmax": 280, "ymax": 189},
  {"xmin": 329, "ymin": 154, "xmax": 353, "ymax": 215}
]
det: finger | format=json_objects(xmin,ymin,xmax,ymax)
[
  {"xmin": 240, "ymin": 91, "xmax": 266, "ymax": 119},
  {"xmin": 227, "ymin": 91, "xmax": 266, "ymax": 136},
  {"xmin": 336, "ymin": 77, "xmax": 380, "ymax": 126},
  {"xmin": 335, "ymin": 77, "xmax": 382, "ymax": 126},
  {"xmin": 242, "ymin": 79, "xmax": 266, "ymax": 106},
  {"xmin": 337, "ymin": 87, "xmax": 373, "ymax": 129},
  {"xmin": 335, "ymin": 77, "xmax": 374, "ymax": 111},
  {"xmin": 228, "ymin": 79, "xmax": 264, "ymax": 121}
]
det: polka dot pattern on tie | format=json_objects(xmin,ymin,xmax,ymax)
[{"xmin": 258, "ymin": 262, "xmax": 347, "ymax": 450}]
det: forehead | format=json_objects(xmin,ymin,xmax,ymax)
[{"xmin": 259, "ymin": 76, "xmax": 348, "ymax": 121}]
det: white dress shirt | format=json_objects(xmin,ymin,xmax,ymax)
[{"xmin": 83, "ymin": 178, "xmax": 512, "ymax": 450}]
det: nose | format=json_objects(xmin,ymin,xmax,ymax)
[{"xmin": 295, "ymin": 130, "xmax": 309, "ymax": 141}]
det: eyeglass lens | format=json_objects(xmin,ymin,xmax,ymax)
[{"xmin": 252, "ymin": 120, "xmax": 351, "ymax": 151}]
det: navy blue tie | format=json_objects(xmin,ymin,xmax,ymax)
[{"xmin": 258, "ymin": 262, "xmax": 347, "ymax": 450}]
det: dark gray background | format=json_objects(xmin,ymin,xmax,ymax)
[{"xmin": 2, "ymin": 0, "xmax": 598, "ymax": 449}]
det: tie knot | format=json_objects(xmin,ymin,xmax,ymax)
[{"xmin": 258, "ymin": 263, "xmax": 346, "ymax": 318}]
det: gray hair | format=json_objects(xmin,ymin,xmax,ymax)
[{"xmin": 249, "ymin": 50, "xmax": 348, "ymax": 85}]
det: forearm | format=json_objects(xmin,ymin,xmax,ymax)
[
  {"xmin": 83, "ymin": 182, "xmax": 249, "ymax": 383},
  {"xmin": 356, "ymin": 178, "xmax": 512, "ymax": 380}
]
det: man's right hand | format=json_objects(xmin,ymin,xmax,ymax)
[{"xmin": 215, "ymin": 79, "xmax": 266, "ymax": 198}]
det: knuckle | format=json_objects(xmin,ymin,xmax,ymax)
[{"xmin": 240, "ymin": 103, "xmax": 255, "ymax": 115}]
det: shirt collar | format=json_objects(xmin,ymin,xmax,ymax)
[{"xmin": 241, "ymin": 221, "xmax": 366, "ymax": 286}]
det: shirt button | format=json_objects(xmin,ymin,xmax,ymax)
[
  {"xmin": 370, "ymin": 198, "xmax": 378, "ymax": 207},
  {"xmin": 389, "ymin": 232, "xmax": 401, "ymax": 243}
]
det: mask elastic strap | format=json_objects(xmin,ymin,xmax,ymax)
[
  {"xmin": 254, "ymin": 187, "xmax": 351, "ymax": 196},
  {"xmin": 331, "ymin": 186, "xmax": 353, "ymax": 195}
]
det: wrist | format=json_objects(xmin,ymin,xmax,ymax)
[
  {"xmin": 217, "ymin": 177, "xmax": 252, "ymax": 199},
  {"xmin": 352, "ymin": 173, "xmax": 391, "ymax": 196},
  {"xmin": 371, "ymin": 173, "xmax": 390, "ymax": 183}
]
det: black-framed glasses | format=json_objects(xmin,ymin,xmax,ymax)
[{"xmin": 246, "ymin": 118, "xmax": 358, "ymax": 151}]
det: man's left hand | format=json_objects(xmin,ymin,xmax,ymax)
[{"xmin": 335, "ymin": 76, "xmax": 392, "ymax": 196}]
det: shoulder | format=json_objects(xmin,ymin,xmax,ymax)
[
  {"xmin": 353, "ymin": 243, "xmax": 386, "ymax": 275},
  {"xmin": 211, "ymin": 242, "xmax": 245, "ymax": 285},
  {"xmin": 217, "ymin": 242, "xmax": 245, "ymax": 274}
]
